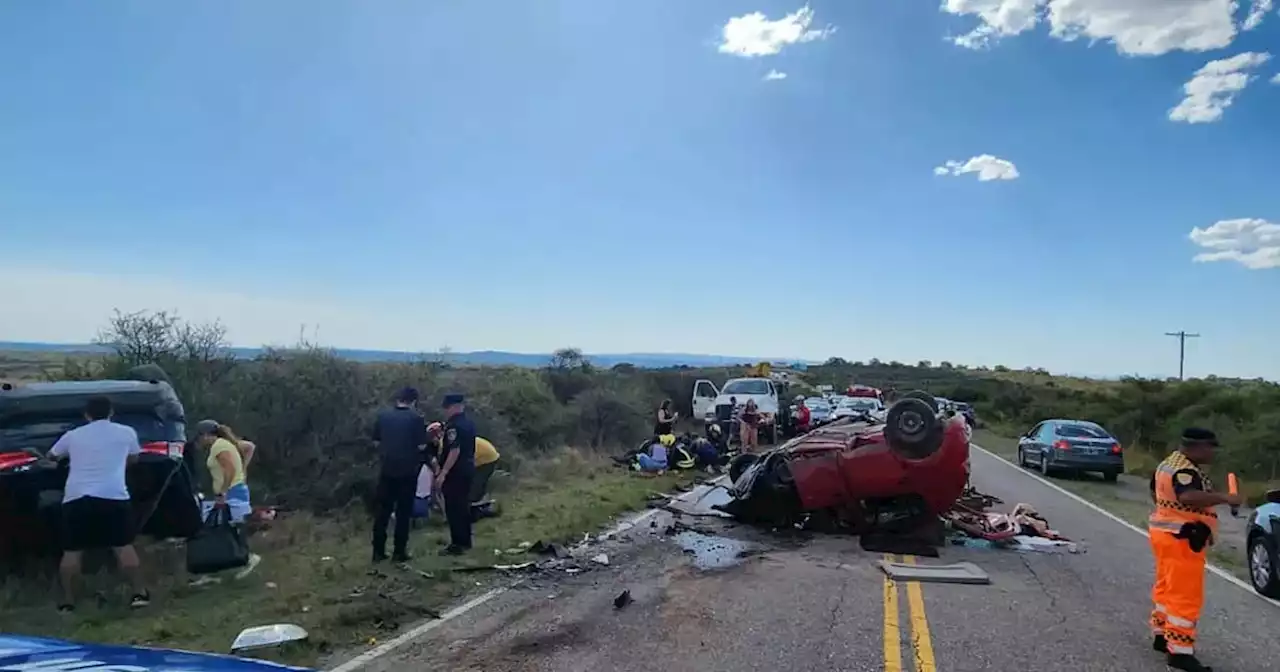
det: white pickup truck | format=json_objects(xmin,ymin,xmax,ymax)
[{"xmin": 692, "ymin": 377, "xmax": 781, "ymax": 443}]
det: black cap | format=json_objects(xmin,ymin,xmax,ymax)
[
  {"xmin": 1180, "ymin": 427, "xmax": 1219, "ymax": 446},
  {"xmin": 441, "ymin": 393, "xmax": 465, "ymax": 408},
  {"xmin": 396, "ymin": 387, "xmax": 420, "ymax": 403}
]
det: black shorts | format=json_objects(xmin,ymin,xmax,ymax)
[{"xmin": 61, "ymin": 496, "xmax": 137, "ymax": 551}]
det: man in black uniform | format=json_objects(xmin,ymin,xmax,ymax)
[
  {"xmin": 370, "ymin": 387, "xmax": 428, "ymax": 563},
  {"xmin": 438, "ymin": 393, "xmax": 476, "ymax": 556}
]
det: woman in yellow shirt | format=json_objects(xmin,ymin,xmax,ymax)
[
  {"xmin": 194, "ymin": 420, "xmax": 250, "ymax": 522},
  {"xmin": 469, "ymin": 437, "xmax": 500, "ymax": 504}
]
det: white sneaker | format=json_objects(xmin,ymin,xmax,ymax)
[{"xmin": 234, "ymin": 553, "xmax": 262, "ymax": 580}]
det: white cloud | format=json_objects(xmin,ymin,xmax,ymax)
[
  {"xmin": 1169, "ymin": 51, "xmax": 1272, "ymax": 124},
  {"xmin": 941, "ymin": 0, "xmax": 1241, "ymax": 56},
  {"xmin": 934, "ymin": 154, "xmax": 1021, "ymax": 181},
  {"xmin": 1272, "ymin": 72, "xmax": 1280, "ymax": 83},
  {"xmin": 1244, "ymin": 0, "xmax": 1273, "ymax": 30},
  {"xmin": 718, "ymin": 5, "xmax": 835, "ymax": 58},
  {"xmin": 763, "ymin": 69, "xmax": 788, "ymax": 81},
  {"xmin": 1189, "ymin": 218, "xmax": 1280, "ymax": 269}
]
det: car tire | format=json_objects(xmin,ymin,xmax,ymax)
[
  {"xmin": 1039, "ymin": 453, "xmax": 1052, "ymax": 477},
  {"xmin": 898, "ymin": 390, "xmax": 939, "ymax": 413},
  {"xmin": 1247, "ymin": 533, "xmax": 1280, "ymax": 598},
  {"xmin": 1102, "ymin": 471, "xmax": 1119, "ymax": 483}
]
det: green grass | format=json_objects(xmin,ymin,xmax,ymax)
[{"xmin": 0, "ymin": 451, "xmax": 701, "ymax": 667}]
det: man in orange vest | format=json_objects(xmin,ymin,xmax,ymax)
[{"xmin": 1147, "ymin": 427, "xmax": 1242, "ymax": 672}]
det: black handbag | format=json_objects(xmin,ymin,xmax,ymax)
[{"xmin": 185, "ymin": 505, "xmax": 250, "ymax": 574}]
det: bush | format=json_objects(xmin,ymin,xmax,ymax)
[{"xmin": 54, "ymin": 311, "xmax": 734, "ymax": 513}]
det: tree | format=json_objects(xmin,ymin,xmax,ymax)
[{"xmin": 918, "ymin": 360, "xmax": 933, "ymax": 369}]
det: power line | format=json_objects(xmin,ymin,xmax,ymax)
[{"xmin": 1164, "ymin": 331, "xmax": 1201, "ymax": 380}]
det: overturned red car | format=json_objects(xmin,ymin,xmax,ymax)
[{"xmin": 719, "ymin": 392, "xmax": 970, "ymax": 533}]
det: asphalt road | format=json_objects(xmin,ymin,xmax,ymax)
[{"xmin": 343, "ymin": 447, "xmax": 1277, "ymax": 672}]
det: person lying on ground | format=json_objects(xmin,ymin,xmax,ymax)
[{"xmin": 49, "ymin": 396, "xmax": 150, "ymax": 612}]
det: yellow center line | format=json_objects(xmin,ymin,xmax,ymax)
[
  {"xmin": 903, "ymin": 555, "xmax": 938, "ymax": 672},
  {"xmin": 883, "ymin": 553, "xmax": 903, "ymax": 672}
]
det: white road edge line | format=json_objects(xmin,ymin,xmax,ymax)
[
  {"xmin": 972, "ymin": 443, "xmax": 1279, "ymax": 610},
  {"xmin": 326, "ymin": 475, "xmax": 728, "ymax": 672}
]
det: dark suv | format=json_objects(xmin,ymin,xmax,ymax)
[{"xmin": 0, "ymin": 379, "xmax": 203, "ymax": 557}]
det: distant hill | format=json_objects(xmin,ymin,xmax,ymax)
[{"xmin": 0, "ymin": 341, "xmax": 811, "ymax": 370}]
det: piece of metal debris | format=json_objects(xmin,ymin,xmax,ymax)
[
  {"xmin": 230, "ymin": 624, "xmax": 309, "ymax": 653},
  {"xmin": 590, "ymin": 553, "xmax": 610, "ymax": 566},
  {"xmin": 614, "ymin": 589, "xmax": 633, "ymax": 609},
  {"xmin": 876, "ymin": 560, "xmax": 990, "ymax": 585}
]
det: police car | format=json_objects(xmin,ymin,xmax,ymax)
[{"xmin": 0, "ymin": 633, "xmax": 313, "ymax": 672}]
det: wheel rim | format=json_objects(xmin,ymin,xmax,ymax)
[{"xmin": 1251, "ymin": 541, "xmax": 1272, "ymax": 587}]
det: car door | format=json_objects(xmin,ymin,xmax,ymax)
[
  {"xmin": 691, "ymin": 379, "xmax": 719, "ymax": 420},
  {"xmin": 1020, "ymin": 422, "xmax": 1047, "ymax": 458}
]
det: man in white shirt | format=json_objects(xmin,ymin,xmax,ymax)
[{"xmin": 48, "ymin": 395, "xmax": 150, "ymax": 612}]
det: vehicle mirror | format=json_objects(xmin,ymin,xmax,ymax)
[{"xmin": 230, "ymin": 623, "xmax": 309, "ymax": 653}]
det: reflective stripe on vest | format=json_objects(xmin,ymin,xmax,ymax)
[{"xmin": 1148, "ymin": 452, "xmax": 1218, "ymax": 542}]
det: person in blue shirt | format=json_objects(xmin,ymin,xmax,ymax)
[
  {"xmin": 370, "ymin": 387, "xmax": 428, "ymax": 563},
  {"xmin": 437, "ymin": 393, "xmax": 476, "ymax": 556}
]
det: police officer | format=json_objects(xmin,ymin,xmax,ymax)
[
  {"xmin": 1147, "ymin": 427, "xmax": 1243, "ymax": 672},
  {"xmin": 437, "ymin": 393, "xmax": 476, "ymax": 556}
]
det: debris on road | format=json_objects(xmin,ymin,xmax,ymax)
[
  {"xmin": 672, "ymin": 530, "xmax": 760, "ymax": 570},
  {"xmin": 876, "ymin": 560, "xmax": 991, "ymax": 585},
  {"xmin": 613, "ymin": 589, "xmax": 633, "ymax": 609},
  {"xmin": 590, "ymin": 553, "xmax": 610, "ymax": 566}
]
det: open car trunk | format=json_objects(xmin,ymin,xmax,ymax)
[{"xmin": 0, "ymin": 382, "xmax": 204, "ymax": 558}]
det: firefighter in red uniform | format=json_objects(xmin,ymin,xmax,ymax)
[{"xmin": 1147, "ymin": 427, "xmax": 1243, "ymax": 672}]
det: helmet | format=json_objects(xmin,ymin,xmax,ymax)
[
  {"xmin": 708, "ymin": 423, "xmax": 722, "ymax": 436},
  {"xmin": 659, "ymin": 433, "xmax": 676, "ymax": 447}
]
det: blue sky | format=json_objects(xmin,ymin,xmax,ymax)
[{"xmin": 1, "ymin": 1, "xmax": 1277, "ymax": 379}]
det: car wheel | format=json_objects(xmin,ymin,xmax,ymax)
[
  {"xmin": 1039, "ymin": 453, "xmax": 1052, "ymax": 477},
  {"xmin": 1102, "ymin": 471, "xmax": 1119, "ymax": 483},
  {"xmin": 1248, "ymin": 533, "xmax": 1280, "ymax": 598},
  {"xmin": 898, "ymin": 390, "xmax": 939, "ymax": 413}
]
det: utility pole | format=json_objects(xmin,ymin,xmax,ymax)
[{"xmin": 1164, "ymin": 331, "xmax": 1201, "ymax": 380}]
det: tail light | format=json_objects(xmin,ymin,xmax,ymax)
[
  {"xmin": 1053, "ymin": 440, "xmax": 1071, "ymax": 451},
  {"xmin": 0, "ymin": 452, "xmax": 36, "ymax": 470},
  {"xmin": 141, "ymin": 441, "xmax": 186, "ymax": 458},
  {"xmin": 1111, "ymin": 443, "xmax": 1122, "ymax": 455}
]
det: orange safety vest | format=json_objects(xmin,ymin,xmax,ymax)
[{"xmin": 1148, "ymin": 451, "xmax": 1218, "ymax": 544}]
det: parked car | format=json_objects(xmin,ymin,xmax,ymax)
[
  {"xmin": 831, "ymin": 396, "xmax": 885, "ymax": 423},
  {"xmin": 803, "ymin": 397, "xmax": 835, "ymax": 425},
  {"xmin": 0, "ymin": 631, "xmax": 312, "ymax": 671},
  {"xmin": 1016, "ymin": 419, "xmax": 1123, "ymax": 481},
  {"xmin": 0, "ymin": 379, "xmax": 204, "ymax": 557},
  {"xmin": 1246, "ymin": 489, "xmax": 1280, "ymax": 598}
]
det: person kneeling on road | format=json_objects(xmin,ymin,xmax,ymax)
[
  {"xmin": 49, "ymin": 396, "xmax": 150, "ymax": 612},
  {"xmin": 636, "ymin": 434, "xmax": 672, "ymax": 473}
]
